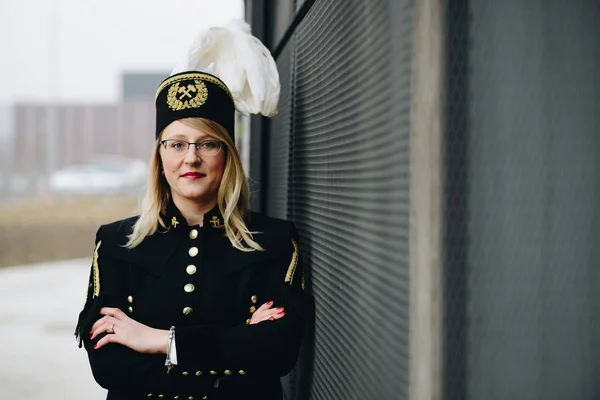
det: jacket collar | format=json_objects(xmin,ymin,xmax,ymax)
[
  {"xmin": 165, "ymin": 200, "xmax": 224, "ymax": 231},
  {"xmin": 123, "ymin": 200, "xmax": 225, "ymax": 277}
]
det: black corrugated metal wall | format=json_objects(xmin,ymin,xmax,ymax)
[
  {"xmin": 247, "ymin": 1, "xmax": 413, "ymax": 399},
  {"xmin": 445, "ymin": 1, "xmax": 600, "ymax": 399}
]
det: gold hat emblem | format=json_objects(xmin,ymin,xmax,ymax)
[{"xmin": 166, "ymin": 80, "xmax": 208, "ymax": 111}]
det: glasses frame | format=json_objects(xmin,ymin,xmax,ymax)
[{"xmin": 159, "ymin": 139, "xmax": 224, "ymax": 157}]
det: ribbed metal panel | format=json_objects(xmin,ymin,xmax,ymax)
[
  {"xmin": 285, "ymin": 1, "xmax": 412, "ymax": 399},
  {"xmin": 266, "ymin": 35, "xmax": 294, "ymax": 220},
  {"xmin": 444, "ymin": 1, "xmax": 600, "ymax": 399}
]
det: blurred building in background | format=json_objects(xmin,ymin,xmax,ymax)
[{"xmin": 6, "ymin": 72, "xmax": 166, "ymax": 196}]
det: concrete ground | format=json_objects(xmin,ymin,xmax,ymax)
[{"xmin": 0, "ymin": 259, "xmax": 106, "ymax": 400}]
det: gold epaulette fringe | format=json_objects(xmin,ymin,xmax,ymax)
[{"xmin": 284, "ymin": 239, "xmax": 299, "ymax": 286}]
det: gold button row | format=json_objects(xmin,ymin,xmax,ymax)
[
  {"xmin": 184, "ymin": 244, "xmax": 198, "ymax": 315},
  {"xmin": 179, "ymin": 369, "xmax": 245, "ymax": 377},
  {"xmin": 246, "ymin": 295, "xmax": 258, "ymax": 325},
  {"xmin": 128, "ymin": 295, "xmax": 134, "ymax": 313},
  {"xmin": 146, "ymin": 395, "xmax": 207, "ymax": 400}
]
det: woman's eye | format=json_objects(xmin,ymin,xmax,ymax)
[
  {"xmin": 201, "ymin": 141, "xmax": 219, "ymax": 149},
  {"xmin": 171, "ymin": 141, "xmax": 186, "ymax": 150}
]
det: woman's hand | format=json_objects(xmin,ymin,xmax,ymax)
[
  {"xmin": 90, "ymin": 307, "xmax": 169, "ymax": 354},
  {"xmin": 250, "ymin": 301, "xmax": 285, "ymax": 325}
]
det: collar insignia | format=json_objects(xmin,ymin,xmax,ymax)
[{"xmin": 210, "ymin": 216, "xmax": 221, "ymax": 228}]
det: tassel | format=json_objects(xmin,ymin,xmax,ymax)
[{"xmin": 74, "ymin": 293, "xmax": 104, "ymax": 348}]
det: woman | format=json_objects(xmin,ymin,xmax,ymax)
[{"xmin": 75, "ymin": 21, "xmax": 308, "ymax": 400}]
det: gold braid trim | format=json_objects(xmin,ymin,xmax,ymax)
[
  {"xmin": 284, "ymin": 239, "xmax": 299, "ymax": 286},
  {"xmin": 92, "ymin": 241, "xmax": 102, "ymax": 298},
  {"xmin": 156, "ymin": 72, "xmax": 233, "ymax": 102}
]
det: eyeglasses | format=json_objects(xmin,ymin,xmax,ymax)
[{"xmin": 160, "ymin": 139, "xmax": 224, "ymax": 157}]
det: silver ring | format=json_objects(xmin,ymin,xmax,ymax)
[{"xmin": 106, "ymin": 324, "xmax": 115, "ymax": 334}]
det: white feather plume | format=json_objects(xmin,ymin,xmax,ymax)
[{"xmin": 171, "ymin": 19, "xmax": 280, "ymax": 117}]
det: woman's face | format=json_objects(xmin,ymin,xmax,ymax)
[{"xmin": 159, "ymin": 120, "xmax": 225, "ymax": 206}]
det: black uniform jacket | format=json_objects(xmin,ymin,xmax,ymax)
[{"xmin": 75, "ymin": 202, "xmax": 308, "ymax": 400}]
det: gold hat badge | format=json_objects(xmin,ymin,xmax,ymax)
[{"xmin": 167, "ymin": 80, "xmax": 208, "ymax": 111}]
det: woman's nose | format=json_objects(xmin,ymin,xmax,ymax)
[{"xmin": 184, "ymin": 145, "xmax": 201, "ymax": 163}]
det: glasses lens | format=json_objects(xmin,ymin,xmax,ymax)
[
  {"xmin": 197, "ymin": 140, "xmax": 222, "ymax": 156},
  {"xmin": 164, "ymin": 140, "xmax": 188, "ymax": 154}
]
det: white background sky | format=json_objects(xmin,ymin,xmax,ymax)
[{"xmin": 0, "ymin": 0, "xmax": 244, "ymax": 104}]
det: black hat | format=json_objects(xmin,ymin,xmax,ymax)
[
  {"xmin": 154, "ymin": 20, "xmax": 280, "ymax": 143},
  {"xmin": 155, "ymin": 71, "xmax": 235, "ymax": 140}
]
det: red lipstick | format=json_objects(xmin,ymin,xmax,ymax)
[{"xmin": 181, "ymin": 172, "xmax": 204, "ymax": 179}]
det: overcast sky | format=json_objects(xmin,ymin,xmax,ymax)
[{"xmin": 0, "ymin": 0, "xmax": 244, "ymax": 104}]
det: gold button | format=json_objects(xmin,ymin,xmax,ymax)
[
  {"xmin": 238, "ymin": 370, "xmax": 246, "ymax": 376},
  {"xmin": 186, "ymin": 265, "xmax": 197, "ymax": 275},
  {"xmin": 147, "ymin": 395, "xmax": 153, "ymax": 398},
  {"xmin": 251, "ymin": 295, "xmax": 257, "ymax": 304},
  {"xmin": 127, "ymin": 296, "xmax": 133, "ymax": 303},
  {"xmin": 189, "ymin": 247, "xmax": 199, "ymax": 257},
  {"xmin": 158, "ymin": 395, "xmax": 164, "ymax": 399},
  {"xmin": 209, "ymin": 370, "xmax": 217, "ymax": 376},
  {"xmin": 174, "ymin": 397, "xmax": 179, "ymax": 400},
  {"xmin": 250, "ymin": 306, "xmax": 256, "ymax": 313},
  {"xmin": 246, "ymin": 318, "xmax": 251, "ymax": 325},
  {"xmin": 195, "ymin": 371, "xmax": 203, "ymax": 376},
  {"xmin": 202, "ymin": 397, "xmax": 208, "ymax": 400},
  {"xmin": 128, "ymin": 306, "xmax": 133, "ymax": 313},
  {"xmin": 183, "ymin": 307, "xmax": 193, "ymax": 315},
  {"xmin": 184, "ymin": 283, "xmax": 195, "ymax": 293},
  {"xmin": 182, "ymin": 371, "xmax": 189, "ymax": 376},
  {"xmin": 189, "ymin": 229, "xmax": 198, "ymax": 239},
  {"xmin": 188, "ymin": 397, "xmax": 194, "ymax": 400},
  {"xmin": 224, "ymin": 370, "xmax": 232, "ymax": 376}
]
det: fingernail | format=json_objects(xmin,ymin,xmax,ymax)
[
  {"xmin": 267, "ymin": 301, "xmax": 273, "ymax": 306},
  {"xmin": 278, "ymin": 311, "xmax": 285, "ymax": 316},
  {"xmin": 93, "ymin": 344, "xmax": 98, "ymax": 349},
  {"xmin": 269, "ymin": 316, "xmax": 274, "ymax": 321},
  {"xmin": 278, "ymin": 307, "xmax": 284, "ymax": 311}
]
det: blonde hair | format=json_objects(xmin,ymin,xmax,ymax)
[{"xmin": 126, "ymin": 117, "xmax": 263, "ymax": 252}]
